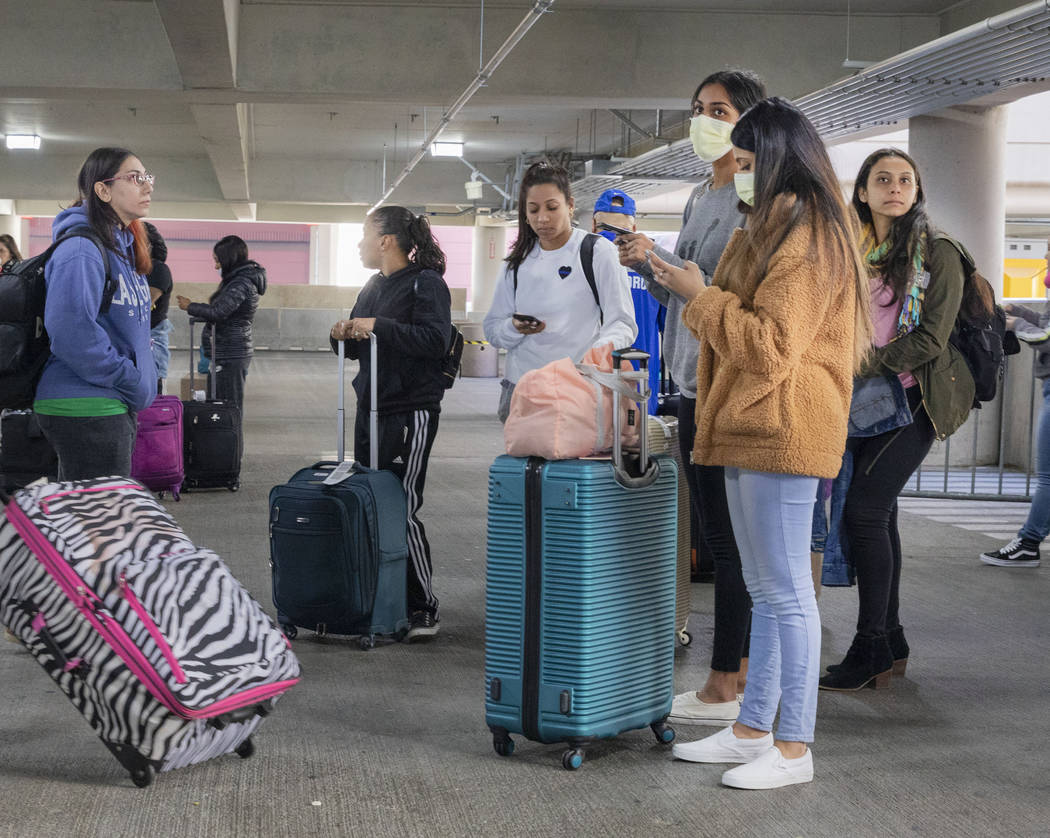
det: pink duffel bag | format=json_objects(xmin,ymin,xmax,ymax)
[{"xmin": 503, "ymin": 343, "xmax": 645, "ymax": 460}]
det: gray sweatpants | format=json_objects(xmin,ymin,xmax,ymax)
[{"xmin": 36, "ymin": 412, "xmax": 137, "ymax": 481}]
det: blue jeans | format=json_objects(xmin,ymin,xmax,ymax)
[
  {"xmin": 1020, "ymin": 378, "xmax": 1050, "ymax": 542},
  {"xmin": 150, "ymin": 319, "xmax": 173, "ymax": 380},
  {"xmin": 724, "ymin": 468, "xmax": 820, "ymax": 743}
]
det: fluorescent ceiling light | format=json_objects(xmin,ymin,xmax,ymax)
[
  {"xmin": 6, "ymin": 134, "xmax": 41, "ymax": 150},
  {"xmin": 431, "ymin": 141, "xmax": 463, "ymax": 158}
]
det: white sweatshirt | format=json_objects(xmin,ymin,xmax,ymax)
[{"xmin": 483, "ymin": 228, "xmax": 637, "ymax": 384}]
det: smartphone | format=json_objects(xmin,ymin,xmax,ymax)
[
  {"xmin": 513, "ymin": 313, "xmax": 540, "ymax": 325},
  {"xmin": 598, "ymin": 221, "xmax": 633, "ymax": 238}
]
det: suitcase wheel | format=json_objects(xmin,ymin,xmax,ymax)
[
  {"xmin": 650, "ymin": 721, "xmax": 675, "ymax": 744},
  {"xmin": 280, "ymin": 623, "xmax": 298, "ymax": 640},
  {"xmin": 561, "ymin": 748, "xmax": 584, "ymax": 771},
  {"xmin": 228, "ymin": 482, "xmax": 240, "ymax": 492},
  {"xmin": 235, "ymin": 737, "xmax": 255, "ymax": 759},
  {"xmin": 130, "ymin": 766, "xmax": 153, "ymax": 788},
  {"xmin": 492, "ymin": 734, "xmax": 515, "ymax": 758},
  {"xmin": 358, "ymin": 634, "xmax": 375, "ymax": 651},
  {"xmin": 677, "ymin": 629, "xmax": 692, "ymax": 647}
]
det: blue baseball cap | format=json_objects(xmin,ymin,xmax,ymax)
[{"xmin": 593, "ymin": 188, "xmax": 636, "ymax": 217}]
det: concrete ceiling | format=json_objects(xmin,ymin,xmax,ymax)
[{"xmin": 0, "ymin": 0, "xmax": 1038, "ymax": 222}]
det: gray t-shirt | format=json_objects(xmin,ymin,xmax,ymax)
[{"xmin": 638, "ymin": 178, "xmax": 745, "ymax": 397}]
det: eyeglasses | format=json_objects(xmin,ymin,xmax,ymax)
[{"xmin": 101, "ymin": 171, "xmax": 155, "ymax": 187}]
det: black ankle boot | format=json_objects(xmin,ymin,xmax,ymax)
[
  {"xmin": 887, "ymin": 625, "xmax": 909, "ymax": 676},
  {"xmin": 819, "ymin": 635, "xmax": 893, "ymax": 691},
  {"xmin": 825, "ymin": 634, "xmax": 863, "ymax": 674}
]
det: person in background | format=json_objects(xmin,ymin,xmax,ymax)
[
  {"xmin": 819, "ymin": 148, "xmax": 976, "ymax": 692},
  {"xmin": 176, "ymin": 235, "xmax": 266, "ymax": 414},
  {"xmin": 143, "ymin": 222, "xmax": 173, "ymax": 394},
  {"xmin": 34, "ymin": 147, "xmax": 156, "ymax": 480},
  {"xmin": 591, "ymin": 188, "xmax": 663, "ymax": 414},
  {"xmin": 616, "ymin": 69, "xmax": 766, "ymax": 727},
  {"xmin": 980, "ymin": 235, "xmax": 1050, "ymax": 568},
  {"xmin": 330, "ymin": 206, "xmax": 452, "ymax": 641},
  {"xmin": 483, "ymin": 162, "xmax": 637, "ymax": 422},
  {"xmin": 652, "ymin": 97, "xmax": 871, "ymax": 789},
  {"xmin": 0, "ymin": 234, "xmax": 22, "ymax": 270}
]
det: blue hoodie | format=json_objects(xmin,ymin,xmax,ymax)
[{"xmin": 35, "ymin": 206, "xmax": 155, "ymax": 413}]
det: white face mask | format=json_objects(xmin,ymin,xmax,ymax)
[
  {"xmin": 734, "ymin": 172, "xmax": 755, "ymax": 206},
  {"xmin": 690, "ymin": 114, "xmax": 734, "ymax": 162}
]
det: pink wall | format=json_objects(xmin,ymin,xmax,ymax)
[{"xmin": 27, "ymin": 218, "xmax": 312, "ymax": 285}]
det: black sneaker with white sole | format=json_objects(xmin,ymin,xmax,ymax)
[
  {"xmin": 405, "ymin": 610, "xmax": 440, "ymax": 642},
  {"xmin": 980, "ymin": 537, "xmax": 1041, "ymax": 568}
]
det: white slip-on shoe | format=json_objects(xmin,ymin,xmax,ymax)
[
  {"xmin": 668, "ymin": 691, "xmax": 740, "ymax": 724},
  {"xmin": 672, "ymin": 725, "xmax": 773, "ymax": 764},
  {"xmin": 721, "ymin": 746, "xmax": 814, "ymax": 789}
]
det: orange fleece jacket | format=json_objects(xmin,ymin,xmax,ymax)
[{"xmin": 681, "ymin": 214, "xmax": 856, "ymax": 479}]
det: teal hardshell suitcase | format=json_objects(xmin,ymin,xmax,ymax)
[{"xmin": 485, "ymin": 350, "xmax": 678, "ymax": 770}]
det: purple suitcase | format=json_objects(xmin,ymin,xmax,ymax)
[{"xmin": 131, "ymin": 395, "xmax": 184, "ymax": 499}]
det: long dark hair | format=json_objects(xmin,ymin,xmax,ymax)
[
  {"xmin": 371, "ymin": 206, "xmax": 446, "ymax": 274},
  {"xmin": 692, "ymin": 68, "xmax": 766, "ymax": 113},
  {"xmin": 0, "ymin": 234, "xmax": 22, "ymax": 263},
  {"xmin": 730, "ymin": 97, "xmax": 872, "ymax": 371},
  {"xmin": 213, "ymin": 235, "xmax": 250, "ymax": 275},
  {"xmin": 73, "ymin": 147, "xmax": 151, "ymax": 274},
  {"xmin": 505, "ymin": 161, "xmax": 573, "ymax": 272}
]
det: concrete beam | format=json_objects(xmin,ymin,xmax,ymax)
[
  {"xmin": 190, "ymin": 103, "xmax": 251, "ymax": 203},
  {"xmin": 155, "ymin": 0, "xmax": 238, "ymax": 89}
]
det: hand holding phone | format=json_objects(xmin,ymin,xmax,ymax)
[
  {"xmin": 598, "ymin": 221, "xmax": 633, "ymax": 238},
  {"xmin": 513, "ymin": 313, "xmax": 540, "ymax": 325}
]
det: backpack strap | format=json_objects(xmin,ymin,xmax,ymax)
[
  {"xmin": 54, "ymin": 226, "xmax": 118, "ymax": 315},
  {"xmin": 512, "ymin": 232, "xmax": 603, "ymax": 323}
]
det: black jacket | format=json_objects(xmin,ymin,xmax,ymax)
[
  {"xmin": 332, "ymin": 264, "xmax": 452, "ymax": 414},
  {"xmin": 188, "ymin": 261, "xmax": 267, "ymax": 361}
]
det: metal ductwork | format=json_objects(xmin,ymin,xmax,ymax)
[
  {"xmin": 573, "ymin": 0, "xmax": 1050, "ymax": 201},
  {"xmin": 369, "ymin": 0, "xmax": 555, "ymax": 213}
]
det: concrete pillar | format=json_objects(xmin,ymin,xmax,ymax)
[
  {"xmin": 910, "ymin": 106, "xmax": 1008, "ymax": 466},
  {"xmin": 470, "ymin": 223, "xmax": 509, "ymax": 318},
  {"xmin": 310, "ymin": 224, "xmax": 339, "ymax": 285}
]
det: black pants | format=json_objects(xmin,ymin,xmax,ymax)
[
  {"xmin": 355, "ymin": 408, "xmax": 440, "ymax": 618},
  {"xmin": 213, "ymin": 357, "xmax": 250, "ymax": 414},
  {"xmin": 678, "ymin": 396, "xmax": 752, "ymax": 672},
  {"xmin": 36, "ymin": 412, "xmax": 137, "ymax": 482},
  {"xmin": 844, "ymin": 385, "xmax": 935, "ymax": 638}
]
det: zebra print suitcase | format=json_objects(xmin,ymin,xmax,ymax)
[{"xmin": 0, "ymin": 477, "xmax": 301, "ymax": 787}]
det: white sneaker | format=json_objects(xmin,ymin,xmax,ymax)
[
  {"xmin": 668, "ymin": 691, "xmax": 741, "ymax": 725},
  {"xmin": 721, "ymin": 746, "xmax": 814, "ymax": 789},
  {"xmin": 672, "ymin": 725, "xmax": 773, "ymax": 764}
]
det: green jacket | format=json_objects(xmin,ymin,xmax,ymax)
[{"xmin": 859, "ymin": 235, "xmax": 976, "ymax": 440}]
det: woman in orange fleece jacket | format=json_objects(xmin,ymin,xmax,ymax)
[{"xmin": 649, "ymin": 97, "xmax": 871, "ymax": 790}]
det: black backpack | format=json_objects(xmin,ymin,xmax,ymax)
[
  {"xmin": 440, "ymin": 324, "xmax": 465, "ymax": 389},
  {"xmin": 0, "ymin": 228, "xmax": 116, "ymax": 410},
  {"xmin": 936, "ymin": 236, "xmax": 1020, "ymax": 408}
]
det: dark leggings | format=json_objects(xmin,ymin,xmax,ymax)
[
  {"xmin": 212, "ymin": 357, "xmax": 250, "ymax": 414},
  {"xmin": 36, "ymin": 412, "xmax": 137, "ymax": 482},
  {"xmin": 844, "ymin": 385, "xmax": 935, "ymax": 638},
  {"xmin": 678, "ymin": 396, "xmax": 752, "ymax": 672}
]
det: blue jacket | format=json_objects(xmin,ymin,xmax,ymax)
[{"xmin": 36, "ymin": 207, "xmax": 155, "ymax": 412}]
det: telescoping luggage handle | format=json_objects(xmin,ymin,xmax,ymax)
[
  {"xmin": 611, "ymin": 348, "xmax": 660, "ymax": 489},
  {"xmin": 334, "ymin": 333, "xmax": 378, "ymax": 471},
  {"xmin": 187, "ymin": 318, "xmax": 217, "ymax": 401}
]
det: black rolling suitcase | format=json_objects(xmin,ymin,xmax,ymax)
[
  {"xmin": 182, "ymin": 318, "xmax": 242, "ymax": 492},
  {"xmin": 0, "ymin": 409, "xmax": 58, "ymax": 490},
  {"xmin": 268, "ymin": 335, "xmax": 410, "ymax": 649}
]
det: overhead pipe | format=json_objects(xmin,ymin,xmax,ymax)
[
  {"xmin": 459, "ymin": 156, "xmax": 511, "ymax": 201},
  {"xmin": 368, "ymin": 0, "xmax": 555, "ymax": 214}
]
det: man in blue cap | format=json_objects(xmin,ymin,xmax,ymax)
[{"xmin": 592, "ymin": 188, "xmax": 664, "ymax": 414}]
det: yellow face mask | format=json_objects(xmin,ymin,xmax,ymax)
[
  {"xmin": 733, "ymin": 172, "xmax": 755, "ymax": 206},
  {"xmin": 690, "ymin": 114, "xmax": 734, "ymax": 163}
]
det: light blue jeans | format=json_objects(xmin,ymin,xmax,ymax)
[
  {"xmin": 724, "ymin": 468, "xmax": 820, "ymax": 743},
  {"xmin": 1020, "ymin": 378, "xmax": 1050, "ymax": 542}
]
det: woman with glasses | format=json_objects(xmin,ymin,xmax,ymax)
[
  {"xmin": 176, "ymin": 235, "xmax": 266, "ymax": 413},
  {"xmin": 34, "ymin": 147, "xmax": 156, "ymax": 481}
]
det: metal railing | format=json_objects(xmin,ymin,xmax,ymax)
[{"xmin": 901, "ymin": 351, "xmax": 1038, "ymax": 502}]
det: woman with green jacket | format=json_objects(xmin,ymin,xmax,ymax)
[{"xmin": 819, "ymin": 148, "xmax": 977, "ymax": 692}]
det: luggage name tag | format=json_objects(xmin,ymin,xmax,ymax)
[{"xmin": 322, "ymin": 460, "xmax": 355, "ymax": 485}]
